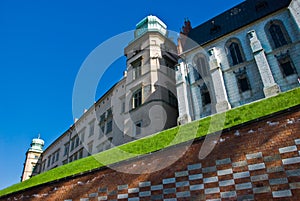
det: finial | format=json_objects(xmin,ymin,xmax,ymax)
[{"xmin": 38, "ymin": 134, "xmax": 40, "ymax": 139}]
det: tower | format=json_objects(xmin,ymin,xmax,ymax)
[
  {"xmin": 21, "ymin": 136, "xmax": 44, "ymax": 181},
  {"xmin": 123, "ymin": 15, "xmax": 179, "ymax": 138}
]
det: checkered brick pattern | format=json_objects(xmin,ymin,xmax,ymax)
[{"xmin": 65, "ymin": 138, "xmax": 300, "ymax": 201}]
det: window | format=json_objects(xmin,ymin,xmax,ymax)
[
  {"xmin": 121, "ymin": 101, "xmax": 125, "ymax": 113},
  {"xmin": 135, "ymin": 121, "xmax": 143, "ymax": 135},
  {"xmin": 42, "ymin": 161, "xmax": 46, "ymax": 171},
  {"xmin": 266, "ymin": 20, "xmax": 290, "ymax": 49},
  {"xmin": 200, "ymin": 85, "xmax": 211, "ymax": 106},
  {"xmin": 132, "ymin": 57, "xmax": 142, "ymax": 79},
  {"xmin": 168, "ymin": 91, "xmax": 178, "ymax": 107},
  {"xmin": 269, "ymin": 24, "xmax": 287, "ymax": 48},
  {"xmin": 62, "ymin": 159, "xmax": 68, "ymax": 165},
  {"xmin": 193, "ymin": 54, "xmax": 209, "ymax": 80},
  {"xmin": 55, "ymin": 150, "xmax": 60, "ymax": 162},
  {"xmin": 47, "ymin": 157, "xmax": 51, "ymax": 167},
  {"xmin": 255, "ymin": 1, "xmax": 268, "ymax": 12},
  {"xmin": 80, "ymin": 132, "xmax": 85, "ymax": 144},
  {"xmin": 89, "ymin": 121, "xmax": 95, "ymax": 137},
  {"xmin": 51, "ymin": 154, "xmax": 55, "ymax": 164},
  {"xmin": 73, "ymin": 153, "xmax": 78, "ymax": 161},
  {"xmin": 87, "ymin": 141, "xmax": 93, "ymax": 156},
  {"xmin": 193, "ymin": 67, "xmax": 201, "ymax": 81},
  {"xmin": 64, "ymin": 143, "xmax": 69, "ymax": 156},
  {"xmin": 106, "ymin": 108, "xmax": 113, "ymax": 134},
  {"xmin": 75, "ymin": 135, "xmax": 80, "ymax": 147},
  {"xmin": 132, "ymin": 88, "xmax": 142, "ymax": 109},
  {"xmin": 210, "ymin": 21, "xmax": 221, "ymax": 35},
  {"xmin": 99, "ymin": 113, "xmax": 106, "ymax": 133},
  {"xmin": 238, "ymin": 76, "xmax": 251, "ymax": 92},
  {"xmin": 78, "ymin": 149, "xmax": 83, "ymax": 159},
  {"xmin": 234, "ymin": 68, "xmax": 251, "ymax": 93},
  {"xmin": 228, "ymin": 41, "xmax": 244, "ymax": 66},
  {"xmin": 276, "ymin": 54, "xmax": 297, "ymax": 77}
]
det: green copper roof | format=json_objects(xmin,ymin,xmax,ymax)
[
  {"xmin": 134, "ymin": 15, "xmax": 168, "ymax": 39},
  {"xmin": 29, "ymin": 137, "xmax": 44, "ymax": 153}
]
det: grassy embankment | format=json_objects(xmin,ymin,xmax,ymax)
[{"xmin": 0, "ymin": 87, "xmax": 299, "ymax": 197}]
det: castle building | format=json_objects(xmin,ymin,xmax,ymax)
[
  {"xmin": 176, "ymin": 0, "xmax": 300, "ymax": 124},
  {"xmin": 21, "ymin": 15, "xmax": 178, "ymax": 180},
  {"xmin": 21, "ymin": 0, "xmax": 300, "ymax": 181}
]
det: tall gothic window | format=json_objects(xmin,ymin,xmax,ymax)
[
  {"xmin": 266, "ymin": 20, "xmax": 290, "ymax": 49},
  {"xmin": 226, "ymin": 39, "xmax": 245, "ymax": 66},
  {"xmin": 192, "ymin": 53, "xmax": 209, "ymax": 81},
  {"xmin": 269, "ymin": 24, "xmax": 287, "ymax": 48},
  {"xmin": 200, "ymin": 84, "xmax": 211, "ymax": 106}
]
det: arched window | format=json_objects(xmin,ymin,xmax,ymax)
[
  {"xmin": 226, "ymin": 39, "xmax": 245, "ymax": 66},
  {"xmin": 192, "ymin": 53, "xmax": 209, "ymax": 81},
  {"xmin": 269, "ymin": 24, "xmax": 287, "ymax": 48},
  {"xmin": 266, "ymin": 20, "xmax": 290, "ymax": 49}
]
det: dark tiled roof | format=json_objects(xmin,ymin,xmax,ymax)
[{"xmin": 184, "ymin": 0, "xmax": 292, "ymax": 51}]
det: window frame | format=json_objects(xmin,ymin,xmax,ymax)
[
  {"xmin": 275, "ymin": 53, "xmax": 297, "ymax": 77},
  {"xmin": 225, "ymin": 39, "xmax": 245, "ymax": 67},
  {"xmin": 132, "ymin": 88, "xmax": 142, "ymax": 109},
  {"xmin": 265, "ymin": 20, "xmax": 290, "ymax": 50},
  {"xmin": 200, "ymin": 84, "xmax": 212, "ymax": 106},
  {"xmin": 131, "ymin": 57, "xmax": 142, "ymax": 79}
]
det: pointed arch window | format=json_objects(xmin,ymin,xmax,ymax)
[
  {"xmin": 192, "ymin": 53, "xmax": 209, "ymax": 82},
  {"xmin": 226, "ymin": 39, "xmax": 245, "ymax": 66},
  {"xmin": 269, "ymin": 24, "xmax": 287, "ymax": 48},
  {"xmin": 229, "ymin": 42, "xmax": 244, "ymax": 66},
  {"xmin": 266, "ymin": 20, "xmax": 290, "ymax": 49}
]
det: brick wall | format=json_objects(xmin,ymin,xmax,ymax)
[{"xmin": 1, "ymin": 106, "xmax": 300, "ymax": 201}]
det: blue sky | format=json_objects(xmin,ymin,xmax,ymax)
[{"xmin": 0, "ymin": 0, "xmax": 244, "ymax": 190}]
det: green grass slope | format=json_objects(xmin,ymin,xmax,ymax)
[{"xmin": 0, "ymin": 87, "xmax": 299, "ymax": 197}]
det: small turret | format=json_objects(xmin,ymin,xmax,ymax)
[
  {"xmin": 29, "ymin": 136, "xmax": 44, "ymax": 152},
  {"xmin": 134, "ymin": 15, "xmax": 168, "ymax": 39},
  {"xmin": 21, "ymin": 135, "xmax": 44, "ymax": 181}
]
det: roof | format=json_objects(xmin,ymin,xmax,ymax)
[
  {"xmin": 134, "ymin": 15, "xmax": 168, "ymax": 39},
  {"xmin": 184, "ymin": 0, "xmax": 292, "ymax": 51}
]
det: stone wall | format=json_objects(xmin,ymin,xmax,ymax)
[{"xmin": 1, "ymin": 106, "xmax": 300, "ymax": 201}]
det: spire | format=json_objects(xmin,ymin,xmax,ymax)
[{"xmin": 181, "ymin": 18, "xmax": 192, "ymax": 36}]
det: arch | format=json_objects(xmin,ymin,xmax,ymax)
[
  {"xmin": 192, "ymin": 53, "xmax": 210, "ymax": 80},
  {"xmin": 225, "ymin": 38, "xmax": 245, "ymax": 66},
  {"xmin": 265, "ymin": 20, "xmax": 290, "ymax": 49}
]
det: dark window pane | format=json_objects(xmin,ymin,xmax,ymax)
[
  {"xmin": 229, "ymin": 42, "xmax": 244, "ymax": 66},
  {"xmin": 203, "ymin": 91, "xmax": 211, "ymax": 105},
  {"xmin": 201, "ymin": 85, "xmax": 211, "ymax": 106},
  {"xmin": 239, "ymin": 77, "xmax": 250, "ymax": 92},
  {"xmin": 281, "ymin": 61, "xmax": 295, "ymax": 76},
  {"xmin": 269, "ymin": 24, "xmax": 287, "ymax": 48}
]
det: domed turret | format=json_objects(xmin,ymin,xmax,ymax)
[{"xmin": 29, "ymin": 137, "xmax": 44, "ymax": 153}]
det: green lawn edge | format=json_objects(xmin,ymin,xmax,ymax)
[{"xmin": 1, "ymin": 87, "xmax": 299, "ymax": 197}]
